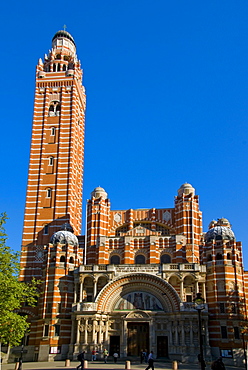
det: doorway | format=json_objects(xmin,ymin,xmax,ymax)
[
  {"xmin": 157, "ymin": 336, "xmax": 168, "ymax": 358},
  {"xmin": 127, "ymin": 322, "xmax": 149, "ymax": 356},
  {"xmin": 109, "ymin": 335, "xmax": 120, "ymax": 356}
]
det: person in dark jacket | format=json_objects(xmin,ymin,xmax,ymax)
[
  {"xmin": 145, "ymin": 351, "xmax": 155, "ymax": 370},
  {"xmin": 211, "ymin": 357, "xmax": 225, "ymax": 370},
  {"xmin": 77, "ymin": 351, "xmax": 85, "ymax": 370}
]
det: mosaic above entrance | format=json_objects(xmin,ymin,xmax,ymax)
[{"xmin": 114, "ymin": 292, "xmax": 163, "ymax": 311}]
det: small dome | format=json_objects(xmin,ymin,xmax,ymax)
[
  {"xmin": 217, "ymin": 218, "xmax": 231, "ymax": 227},
  {"xmin": 208, "ymin": 220, "xmax": 217, "ymax": 229},
  {"xmin": 205, "ymin": 226, "xmax": 235, "ymax": 242},
  {"xmin": 50, "ymin": 230, "xmax": 78, "ymax": 246},
  {"xmin": 91, "ymin": 186, "xmax": 108, "ymax": 200},
  {"xmin": 178, "ymin": 183, "xmax": 195, "ymax": 197},
  {"xmin": 52, "ymin": 30, "xmax": 75, "ymax": 45}
]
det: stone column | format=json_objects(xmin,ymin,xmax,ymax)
[
  {"xmin": 189, "ymin": 320, "xmax": 193, "ymax": 346},
  {"xmin": 76, "ymin": 319, "xmax": 80, "ymax": 344},
  {"xmin": 202, "ymin": 282, "xmax": 206, "ymax": 300},
  {"xmin": 105, "ymin": 320, "xmax": 109, "ymax": 342},
  {"xmin": 175, "ymin": 323, "xmax": 178, "ymax": 346},
  {"xmin": 74, "ymin": 283, "xmax": 77, "ymax": 303},
  {"xmin": 123, "ymin": 320, "xmax": 127, "ymax": 357},
  {"xmin": 79, "ymin": 280, "xmax": 83, "ymax": 302},
  {"xmin": 99, "ymin": 320, "xmax": 103, "ymax": 344},
  {"xmin": 195, "ymin": 280, "xmax": 199, "ymax": 293},
  {"xmin": 180, "ymin": 280, "xmax": 184, "ymax": 300},
  {"xmin": 70, "ymin": 318, "xmax": 75, "ymax": 344},
  {"xmin": 93, "ymin": 319, "xmax": 97, "ymax": 344},
  {"xmin": 93, "ymin": 279, "xmax": 97, "ymax": 300},
  {"xmin": 149, "ymin": 320, "xmax": 155, "ymax": 350},
  {"xmin": 168, "ymin": 322, "xmax": 173, "ymax": 345},
  {"xmin": 84, "ymin": 319, "xmax": 88, "ymax": 344},
  {"xmin": 181, "ymin": 321, "xmax": 185, "ymax": 346}
]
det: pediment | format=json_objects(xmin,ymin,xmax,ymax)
[
  {"xmin": 125, "ymin": 310, "xmax": 151, "ymax": 319},
  {"xmin": 124, "ymin": 226, "xmax": 160, "ymax": 237}
]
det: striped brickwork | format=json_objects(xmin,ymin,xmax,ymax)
[
  {"xmin": 86, "ymin": 185, "xmax": 201, "ymax": 266},
  {"xmin": 203, "ymin": 238, "xmax": 248, "ymax": 353},
  {"xmin": 20, "ymin": 32, "xmax": 85, "ymax": 282}
]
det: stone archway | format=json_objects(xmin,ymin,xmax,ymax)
[{"xmin": 96, "ymin": 273, "xmax": 181, "ymax": 313}]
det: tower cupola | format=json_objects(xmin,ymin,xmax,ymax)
[
  {"xmin": 52, "ymin": 30, "xmax": 76, "ymax": 56},
  {"xmin": 177, "ymin": 183, "xmax": 195, "ymax": 197}
]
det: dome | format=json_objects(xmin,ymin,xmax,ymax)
[
  {"xmin": 91, "ymin": 186, "xmax": 108, "ymax": 200},
  {"xmin": 52, "ymin": 30, "xmax": 75, "ymax": 46},
  {"xmin": 204, "ymin": 226, "xmax": 235, "ymax": 242},
  {"xmin": 178, "ymin": 183, "xmax": 195, "ymax": 197},
  {"xmin": 50, "ymin": 230, "xmax": 78, "ymax": 246},
  {"xmin": 217, "ymin": 217, "xmax": 231, "ymax": 227},
  {"xmin": 208, "ymin": 220, "xmax": 217, "ymax": 229}
]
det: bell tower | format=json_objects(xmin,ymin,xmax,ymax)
[{"xmin": 20, "ymin": 30, "xmax": 86, "ymax": 280}]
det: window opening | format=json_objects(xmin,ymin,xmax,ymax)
[
  {"xmin": 135, "ymin": 255, "xmax": 145, "ymax": 264},
  {"xmin": 110, "ymin": 255, "xmax": 120, "ymax": 264}
]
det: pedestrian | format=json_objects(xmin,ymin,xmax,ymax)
[
  {"xmin": 211, "ymin": 357, "xmax": 225, "ymax": 370},
  {"xmin": 91, "ymin": 349, "xmax": 96, "ymax": 361},
  {"xmin": 140, "ymin": 349, "xmax": 144, "ymax": 364},
  {"xmin": 113, "ymin": 352, "xmax": 118, "ymax": 363},
  {"xmin": 145, "ymin": 350, "xmax": 155, "ymax": 370},
  {"xmin": 143, "ymin": 349, "xmax": 148, "ymax": 363},
  {"xmin": 103, "ymin": 348, "xmax": 109, "ymax": 363},
  {"xmin": 77, "ymin": 351, "xmax": 85, "ymax": 370}
]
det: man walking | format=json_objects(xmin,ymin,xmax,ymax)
[
  {"xmin": 77, "ymin": 351, "xmax": 85, "ymax": 370},
  {"xmin": 103, "ymin": 348, "xmax": 109, "ymax": 363},
  {"xmin": 145, "ymin": 351, "xmax": 155, "ymax": 370}
]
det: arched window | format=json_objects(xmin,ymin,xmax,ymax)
[
  {"xmin": 63, "ymin": 64, "xmax": 67, "ymax": 71},
  {"xmin": 227, "ymin": 253, "xmax": 231, "ymax": 260},
  {"xmin": 207, "ymin": 254, "xmax": 212, "ymax": 261},
  {"xmin": 57, "ymin": 64, "xmax": 61, "ymax": 72},
  {"xmin": 46, "ymin": 188, "xmax": 52, "ymax": 198},
  {"xmin": 69, "ymin": 257, "xmax": 74, "ymax": 264},
  {"xmin": 110, "ymin": 255, "xmax": 120, "ymax": 265},
  {"xmin": 49, "ymin": 104, "xmax": 55, "ymax": 116},
  {"xmin": 49, "ymin": 101, "xmax": 61, "ymax": 116},
  {"xmin": 216, "ymin": 253, "xmax": 223, "ymax": 260},
  {"xmin": 135, "ymin": 254, "xmax": 145, "ymax": 264},
  {"xmin": 49, "ymin": 156, "xmax": 54, "ymax": 166},
  {"xmin": 44, "ymin": 224, "xmax": 49, "ymax": 234},
  {"xmin": 53, "ymin": 64, "xmax": 56, "ymax": 72},
  {"xmin": 160, "ymin": 254, "xmax": 171, "ymax": 263},
  {"xmin": 51, "ymin": 127, "xmax": 55, "ymax": 136},
  {"xmin": 60, "ymin": 255, "xmax": 65, "ymax": 262},
  {"xmin": 55, "ymin": 103, "xmax": 61, "ymax": 115}
]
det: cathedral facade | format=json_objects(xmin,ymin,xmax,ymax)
[{"xmin": 17, "ymin": 30, "xmax": 247, "ymax": 366}]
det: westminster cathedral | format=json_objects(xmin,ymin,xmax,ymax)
[{"xmin": 16, "ymin": 30, "xmax": 248, "ymax": 367}]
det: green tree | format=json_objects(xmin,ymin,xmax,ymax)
[{"xmin": 0, "ymin": 213, "xmax": 39, "ymax": 346}]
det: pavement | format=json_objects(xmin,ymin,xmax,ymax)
[{"xmin": 0, "ymin": 359, "xmax": 244, "ymax": 370}]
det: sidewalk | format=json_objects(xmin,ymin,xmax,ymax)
[{"xmin": 1, "ymin": 359, "xmax": 243, "ymax": 370}]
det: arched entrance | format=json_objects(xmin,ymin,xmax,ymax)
[{"xmin": 127, "ymin": 322, "xmax": 149, "ymax": 356}]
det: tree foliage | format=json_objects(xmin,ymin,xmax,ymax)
[{"xmin": 0, "ymin": 213, "xmax": 39, "ymax": 346}]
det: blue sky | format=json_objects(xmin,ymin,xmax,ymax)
[{"xmin": 1, "ymin": 1, "xmax": 248, "ymax": 267}]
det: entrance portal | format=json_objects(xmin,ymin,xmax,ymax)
[
  {"xmin": 157, "ymin": 336, "xmax": 168, "ymax": 358},
  {"xmin": 109, "ymin": 335, "xmax": 120, "ymax": 356},
  {"xmin": 127, "ymin": 322, "xmax": 149, "ymax": 356}
]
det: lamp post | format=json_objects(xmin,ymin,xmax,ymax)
[
  {"xmin": 18, "ymin": 332, "xmax": 27, "ymax": 370},
  {"xmin": 194, "ymin": 293, "xmax": 205, "ymax": 370}
]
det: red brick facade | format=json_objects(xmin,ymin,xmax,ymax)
[{"xmin": 17, "ymin": 31, "xmax": 248, "ymax": 366}]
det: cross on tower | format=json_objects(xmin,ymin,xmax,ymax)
[{"xmin": 63, "ymin": 24, "xmax": 67, "ymax": 31}]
